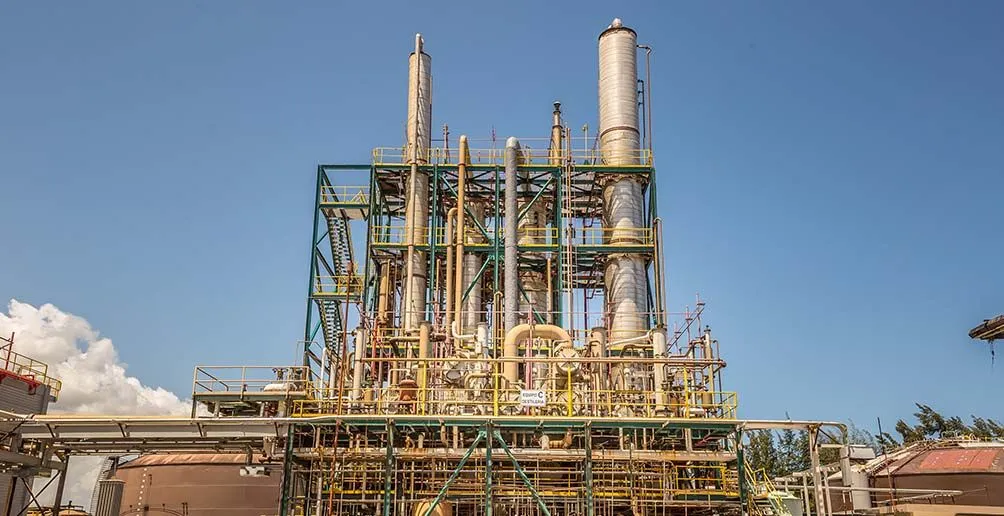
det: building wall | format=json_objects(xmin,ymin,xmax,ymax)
[{"xmin": 873, "ymin": 473, "xmax": 1004, "ymax": 507}]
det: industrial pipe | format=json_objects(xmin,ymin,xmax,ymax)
[
  {"xmin": 403, "ymin": 33, "xmax": 432, "ymax": 330},
  {"xmin": 350, "ymin": 329, "xmax": 368, "ymax": 402},
  {"xmin": 652, "ymin": 217, "xmax": 667, "ymax": 327},
  {"xmin": 502, "ymin": 323, "xmax": 572, "ymax": 386},
  {"xmin": 545, "ymin": 257, "xmax": 554, "ymax": 324},
  {"xmin": 417, "ymin": 321, "xmax": 431, "ymax": 409},
  {"xmin": 651, "ymin": 329, "xmax": 668, "ymax": 413},
  {"xmin": 377, "ymin": 262, "xmax": 392, "ymax": 325},
  {"xmin": 444, "ymin": 207, "xmax": 457, "ymax": 330},
  {"xmin": 504, "ymin": 137, "xmax": 521, "ymax": 332},
  {"xmin": 548, "ymin": 102, "xmax": 563, "ymax": 166},
  {"xmin": 453, "ymin": 135, "xmax": 469, "ymax": 343}
]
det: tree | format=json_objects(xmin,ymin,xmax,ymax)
[
  {"xmin": 744, "ymin": 423, "xmax": 872, "ymax": 478},
  {"xmin": 877, "ymin": 403, "xmax": 1004, "ymax": 447}
]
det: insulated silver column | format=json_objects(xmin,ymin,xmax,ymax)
[
  {"xmin": 504, "ymin": 137, "xmax": 520, "ymax": 331},
  {"xmin": 403, "ymin": 34, "xmax": 432, "ymax": 329},
  {"xmin": 599, "ymin": 19, "xmax": 649, "ymax": 342}
]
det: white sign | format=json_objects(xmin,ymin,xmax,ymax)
[{"xmin": 519, "ymin": 390, "xmax": 547, "ymax": 407}]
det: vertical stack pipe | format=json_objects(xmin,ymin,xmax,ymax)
[
  {"xmin": 504, "ymin": 137, "xmax": 521, "ymax": 332},
  {"xmin": 403, "ymin": 34, "xmax": 432, "ymax": 330},
  {"xmin": 461, "ymin": 203, "xmax": 485, "ymax": 332},
  {"xmin": 94, "ymin": 479, "xmax": 125, "ymax": 516},
  {"xmin": 599, "ymin": 19, "xmax": 649, "ymax": 342}
]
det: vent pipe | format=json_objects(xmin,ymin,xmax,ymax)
[{"xmin": 403, "ymin": 34, "xmax": 432, "ymax": 329}]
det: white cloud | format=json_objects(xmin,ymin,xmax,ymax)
[{"xmin": 0, "ymin": 299, "xmax": 190, "ymax": 509}]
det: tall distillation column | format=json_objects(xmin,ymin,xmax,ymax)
[
  {"xmin": 403, "ymin": 34, "xmax": 432, "ymax": 330},
  {"xmin": 599, "ymin": 19, "xmax": 649, "ymax": 342}
]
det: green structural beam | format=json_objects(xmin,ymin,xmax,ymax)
[
  {"xmin": 492, "ymin": 429, "xmax": 552, "ymax": 516},
  {"xmin": 421, "ymin": 430, "xmax": 486, "ymax": 516}
]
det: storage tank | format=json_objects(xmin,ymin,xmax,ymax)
[{"xmin": 113, "ymin": 454, "xmax": 280, "ymax": 516}]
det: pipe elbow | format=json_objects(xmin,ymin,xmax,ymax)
[{"xmin": 451, "ymin": 320, "xmax": 476, "ymax": 341}]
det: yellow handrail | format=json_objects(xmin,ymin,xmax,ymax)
[
  {"xmin": 372, "ymin": 147, "xmax": 654, "ymax": 167},
  {"xmin": 319, "ymin": 185, "xmax": 369, "ymax": 205}
]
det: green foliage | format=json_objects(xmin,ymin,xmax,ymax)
[
  {"xmin": 877, "ymin": 404, "xmax": 1004, "ymax": 447},
  {"xmin": 745, "ymin": 422, "xmax": 875, "ymax": 477}
]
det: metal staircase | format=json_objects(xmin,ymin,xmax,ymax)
[
  {"xmin": 316, "ymin": 209, "xmax": 356, "ymax": 353},
  {"xmin": 745, "ymin": 461, "xmax": 793, "ymax": 516}
]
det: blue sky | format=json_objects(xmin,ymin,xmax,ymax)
[{"xmin": 1, "ymin": 1, "xmax": 1002, "ymax": 431}]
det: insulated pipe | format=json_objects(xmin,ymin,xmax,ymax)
[
  {"xmin": 417, "ymin": 321, "xmax": 431, "ymax": 406},
  {"xmin": 651, "ymin": 329, "xmax": 668, "ymax": 413},
  {"xmin": 351, "ymin": 329, "xmax": 367, "ymax": 402},
  {"xmin": 461, "ymin": 203, "xmax": 485, "ymax": 332},
  {"xmin": 444, "ymin": 208, "xmax": 457, "ymax": 330},
  {"xmin": 504, "ymin": 137, "xmax": 521, "ymax": 332},
  {"xmin": 502, "ymin": 324, "xmax": 572, "ymax": 386},
  {"xmin": 652, "ymin": 217, "xmax": 667, "ymax": 327},
  {"xmin": 403, "ymin": 34, "xmax": 432, "ymax": 330},
  {"xmin": 453, "ymin": 136, "xmax": 470, "ymax": 344},
  {"xmin": 378, "ymin": 262, "xmax": 392, "ymax": 325},
  {"xmin": 545, "ymin": 257, "xmax": 554, "ymax": 324}
]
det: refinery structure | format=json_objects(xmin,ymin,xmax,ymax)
[{"xmin": 0, "ymin": 18, "xmax": 1000, "ymax": 516}]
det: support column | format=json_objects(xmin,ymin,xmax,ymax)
[
  {"xmin": 51, "ymin": 456, "xmax": 69, "ymax": 514},
  {"xmin": 382, "ymin": 422, "xmax": 395, "ymax": 516},
  {"xmin": 584, "ymin": 424, "xmax": 594, "ymax": 516},
  {"xmin": 808, "ymin": 427, "xmax": 826, "ymax": 516},
  {"xmin": 485, "ymin": 422, "xmax": 493, "ymax": 516},
  {"xmin": 737, "ymin": 432, "xmax": 747, "ymax": 516}
]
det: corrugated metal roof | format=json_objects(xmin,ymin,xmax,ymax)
[
  {"xmin": 918, "ymin": 448, "xmax": 1000, "ymax": 471},
  {"xmin": 874, "ymin": 445, "xmax": 1004, "ymax": 475}
]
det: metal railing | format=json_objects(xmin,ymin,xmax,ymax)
[
  {"xmin": 367, "ymin": 224, "xmax": 653, "ymax": 250},
  {"xmin": 192, "ymin": 365, "xmax": 314, "ymax": 397},
  {"xmin": 319, "ymin": 185, "xmax": 369, "ymax": 206},
  {"xmin": 372, "ymin": 147, "xmax": 653, "ymax": 167},
  {"xmin": 313, "ymin": 274, "xmax": 364, "ymax": 298},
  {"xmin": 574, "ymin": 226, "xmax": 653, "ymax": 247},
  {"xmin": 291, "ymin": 359, "xmax": 735, "ymax": 419},
  {"xmin": 0, "ymin": 349, "xmax": 61, "ymax": 399}
]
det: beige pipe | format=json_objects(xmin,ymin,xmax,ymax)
[
  {"xmin": 444, "ymin": 207, "xmax": 457, "ymax": 330},
  {"xmin": 403, "ymin": 162, "xmax": 420, "ymax": 330},
  {"xmin": 418, "ymin": 321, "xmax": 431, "ymax": 410},
  {"xmin": 453, "ymin": 136, "xmax": 469, "ymax": 343},
  {"xmin": 549, "ymin": 102, "xmax": 563, "ymax": 166},
  {"xmin": 502, "ymin": 323, "xmax": 571, "ymax": 386},
  {"xmin": 545, "ymin": 257, "xmax": 554, "ymax": 324},
  {"xmin": 377, "ymin": 262, "xmax": 392, "ymax": 325}
]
